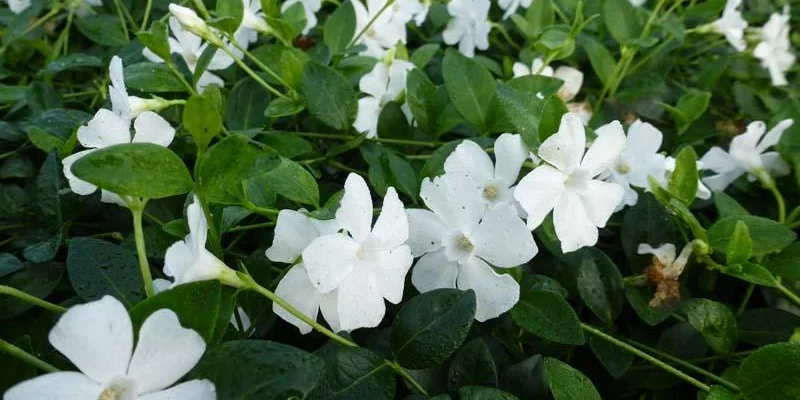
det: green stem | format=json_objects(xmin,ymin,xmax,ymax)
[
  {"xmin": 776, "ymin": 282, "xmax": 800, "ymax": 308},
  {"xmin": 581, "ymin": 324, "xmax": 711, "ymax": 392},
  {"xmin": 242, "ymin": 274, "xmax": 357, "ymax": 347},
  {"xmin": 737, "ymin": 283, "xmax": 755, "ymax": 316},
  {"xmin": 293, "ymin": 131, "xmax": 440, "ymax": 147},
  {"xmin": 491, "ymin": 23, "xmax": 521, "ymax": 50},
  {"xmin": 130, "ymin": 202, "xmax": 155, "ymax": 298},
  {"xmin": 216, "ymin": 42, "xmax": 291, "ymax": 101},
  {"xmin": 228, "ymin": 221, "xmax": 276, "ymax": 232},
  {"xmin": 166, "ymin": 61, "xmax": 198, "ymax": 95},
  {"xmin": 112, "ymin": 0, "xmax": 130, "ymax": 38},
  {"xmin": 387, "ymin": 360, "xmax": 429, "ymax": 395},
  {"xmin": 141, "ymin": 0, "xmax": 154, "ymax": 31},
  {"xmin": 0, "ymin": 285, "xmax": 67, "ymax": 313},
  {"xmin": 766, "ymin": 183, "xmax": 786, "ymax": 223},
  {"xmin": 0, "ymin": 339, "xmax": 59, "ymax": 373},
  {"xmin": 225, "ymin": 34, "xmax": 293, "ymax": 89},
  {"xmin": 786, "ymin": 204, "xmax": 800, "ymax": 225}
]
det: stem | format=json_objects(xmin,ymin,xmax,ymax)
[
  {"xmin": 226, "ymin": 33, "xmax": 292, "ymax": 89},
  {"xmin": 387, "ymin": 360, "xmax": 429, "ymax": 395},
  {"xmin": 228, "ymin": 221, "xmax": 276, "ymax": 232},
  {"xmin": 786, "ymin": 205, "xmax": 800, "ymax": 225},
  {"xmin": 112, "ymin": 0, "xmax": 130, "ymax": 38},
  {"xmin": 737, "ymin": 284, "xmax": 755, "ymax": 316},
  {"xmin": 0, "ymin": 285, "xmax": 67, "ymax": 313},
  {"xmin": 581, "ymin": 324, "xmax": 711, "ymax": 392},
  {"xmin": 766, "ymin": 183, "xmax": 786, "ymax": 223},
  {"xmin": 166, "ymin": 61, "xmax": 198, "ymax": 95},
  {"xmin": 216, "ymin": 43, "xmax": 291, "ymax": 101},
  {"xmin": 292, "ymin": 131, "xmax": 440, "ymax": 147},
  {"xmin": 776, "ymin": 282, "xmax": 800, "ymax": 308},
  {"xmin": 130, "ymin": 202, "xmax": 155, "ymax": 298},
  {"xmin": 0, "ymin": 339, "xmax": 59, "ymax": 373},
  {"xmin": 242, "ymin": 275, "xmax": 357, "ymax": 347},
  {"xmin": 141, "ymin": 0, "xmax": 154, "ymax": 31}
]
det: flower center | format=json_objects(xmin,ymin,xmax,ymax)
[
  {"xmin": 97, "ymin": 378, "xmax": 136, "ymax": 400},
  {"xmin": 616, "ymin": 163, "xmax": 631, "ymax": 174},
  {"xmin": 99, "ymin": 389, "xmax": 116, "ymax": 400},
  {"xmin": 456, "ymin": 234, "xmax": 474, "ymax": 252},
  {"xmin": 564, "ymin": 168, "xmax": 591, "ymax": 193},
  {"xmin": 482, "ymin": 185, "xmax": 498, "ymax": 201}
]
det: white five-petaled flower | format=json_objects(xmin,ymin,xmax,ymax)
[
  {"xmin": 5, "ymin": 0, "xmax": 30, "ymax": 14},
  {"xmin": 63, "ymin": 56, "xmax": 175, "ymax": 206},
  {"xmin": 444, "ymin": 134, "xmax": 528, "ymax": 210},
  {"xmin": 711, "ymin": 0, "xmax": 747, "ymax": 51},
  {"xmin": 407, "ymin": 173, "xmax": 537, "ymax": 321},
  {"xmin": 699, "ymin": 119, "xmax": 794, "ymax": 191},
  {"xmin": 602, "ymin": 120, "xmax": 668, "ymax": 210},
  {"xmin": 753, "ymin": 5, "xmax": 795, "ymax": 86},
  {"xmin": 514, "ymin": 113, "xmax": 626, "ymax": 253},
  {"xmin": 443, "ymin": 0, "xmax": 491, "ymax": 58},
  {"xmin": 283, "ymin": 0, "xmax": 322, "ymax": 35},
  {"xmin": 353, "ymin": 57, "xmax": 415, "ymax": 138},
  {"xmin": 266, "ymin": 209, "xmax": 342, "ymax": 333},
  {"xmin": 498, "ymin": 0, "xmax": 531, "ymax": 20},
  {"xmin": 302, "ymin": 173, "xmax": 413, "ymax": 331},
  {"xmin": 163, "ymin": 196, "xmax": 240, "ymax": 288},
  {"xmin": 5, "ymin": 296, "xmax": 215, "ymax": 400},
  {"xmin": 352, "ymin": 0, "xmax": 414, "ymax": 58}
]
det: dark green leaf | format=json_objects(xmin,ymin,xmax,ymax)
[
  {"xmin": 708, "ymin": 216, "xmax": 796, "ymax": 257},
  {"xmin": 738, "ymin": 343, "xmax": 800, "ymax": 400},
  {"xmin": 543, "ymin": 358, "xmax": 601, "ymax": 400},
  {"xmin": 137, "ymin": 20, "xmax": 172, "ymax": 63},
  {"xmin": 764, "ymin": 242, "xmax": 800, "ymax": 280},
  {"xmin": 42, "ymin": 54, "xmax": 103, "ymax": 76},
  {"xmin": 589, "ymin": 335, "xmax": 633, "ymax": 378},
  {"xmin": 226, "ymin": 77, "xmax": 271, "ymax": 130},
  {"xmin": 215, "ymin": 0, "xmax": 245, "ymax": 33},
  {"xmin": 184, "ymin": 94, "xmax": 223, "ymax": 152},
  {"xmin": 410, "ymin": 44, "xmax": 440, "ymax": 69},
  {"xmin": 511, "ymin": 289, "xmax": 585, "ymax": 345},
  {"xmin": 75, "ymin": 15, "xmax": 129, "ymax": 46},
  {"xmin": 448, "ymin": 338, "xmax": 498, "ymax": 390},
  {"xmin": 576, "ymin": 250, "xmax": 624, "ymax": 326},
  {"xmin": 668, "ymin": 146, "xmax": 699, "ymax": 205},
  {"xmin": 442, "ymin": 49, "xmax": 496, "ymax": 131},
  {"xmin": 197, "ymin": 134, "xmax": 277, "ymax": 204},
  {"xmin": 301, "ymin": 62, "xmax": 357, "ymax": 130},
  {"xmin": 458, "ymin": 386, "xmax": 519, "ymax": 400},
  {"xmin": 324, "ymin": 0, "xmax": 356, "ymax": 54},
  {"xmin": 66, "ymin": 237, "xmax": 144, "ymax": 306},
  {"xmin": 738, "ymin": 308, "xmax": 800, "ymax": 346},
  {"xmin": 249, "ymin": 157, "xmax": 319, "ymax": 206},
  {"xmin": 124, "ymin": 62, "xmax": 186, "ymax": 93},
  {"xmin": 311, "ymin": 346, "xmax": 395, "ymax": 400},
  {"xmin": 683, "ymin": 298, "xmax": 737, "ymax": 355},
  {"xmin": 0, "ymin": 262, "xmax": 64, "ymax": 319},
  {"xmin": 602, "ymin": 0, "xmax": 645, "ymax": 44},
  {"xmin": 23, "ymin": 231, "xmax": 61, "ymax": 263}
]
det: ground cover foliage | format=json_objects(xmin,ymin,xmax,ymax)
[{"xmin": 1, "ymin": 0, "xmax": 800, "ymax": 399}]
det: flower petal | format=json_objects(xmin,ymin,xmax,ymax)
[
  {"xmin": 420, "ymin": 173, "xmax": 484, "ymax": 234},
  {"xmin": 538, "ymin": 113, "xmax": 585, "ymax": 173},
  {"xmin": 163, "ymin": 241, "xmax": 193, "ymax": 282},
  {"xmin": 702, "ymin": 170, "xmax": 743, "ymax": 192},
  {"xmin": 336, "ymin": 271, "xmax": 386, "ymax": 331},
  {"xmin": 196, "ymin": 71, "xmax": 225, "ymax": 94},
  {"xmin": 302, "ymin": 234, "xmax": 360, "ymax": 293},
  {"xmin": 553, "ymin": 190, "xmax": 597, "ymax": 253},
  {"xmin": 493, "ymin": 133, "xmax": 528, "ymax": 187},
  {"xmin": 364, "ymin": 245, "xmax": 413, "ymax": 304},
  {"xmin": 48, "ymin": 296, "xmax": 133, "ymax": 383},
  {"xmin": 756, "ymin": 119, "xmax": 793, "ymax": 153},
  {"xmin": 62, "ymin": 149, "xmax": 99, "ymax": 195},
  {"xmin": 514, "ymin": 165, "xmax": 566, "ymax": 230},
  {"xmin": 761, "ymin": 151, "xmax": 791, "ymax": 176},
  {"xmin": 580, "ymin": 179, "xmax": 623, "ymax": 228},
  {"xmin": 4, "ymin": 372, "xmax": 103, "ymax": 400},
  {"xmin": 138, "ymin": 380, "xmax": 216, "ymax": 400},
  {"xmin": 266, "ymin": 210, "xmax": 326, "ymax": 264},
  {"xmin": 405, "ymin": 209, "xmax": 447, "ymax": 257},
  {"xmin": 472, "ymin": 204, "xmax": 537, "ymax": 267},
  {"xmin": 637, "ymin": 243, "xmax": 676, "ymax": 267},
  {"xmin": 553, "ymin": 66, "xmax": 583, "ymax": 102},
  {"xmin": 365, "ymin": 187, "xmax": 408, "ymax": 250},
  {"xmin": 359, "ymin": 62, "xmax": 390, "ymax": 99},
  {"xmin": 336, "ymin": 173, "xmax": 374, "ymax": 242},
  {"xmin": 411, "ymin": 249, "xmax": 459, "ymax": 293},
  {"xmin": 581, "ymin": 120, "xmax": 626, "ymax": 177},
  {"xmin": 444, "ymin": 139, "xmax": 494, "ymax": 186},
  {"xmin": 273, "ymin": 264, "xmax": 321, "ymax": 334},
  {"xmin": 186, "ymin": 197, "xmax": 208, "ymax": 255},
  {"xmin": 77, "ymin": 109, "xmax": 131, "ymax": 149},
  {"xmin": 699, "ymin": 147, "xmax": 738, "ymax": 174},
  {"xmin": 132, "ymin": 112, "xmax": 176, "ymax": 147},
  {"xmin": 318, "ymin": 290, "xmax": 342, "ymax": 333},
  {"xmin": 127, "ymin": 309, "xmax": 206, "ymax": 393},
  {"xmin": 108, "ymin": 56, "xmax": 131, "ymax": 121},
  {"xmin": 456, "ymin": 256, "xmax": 519, "ymax": 321},
  {"xmin": 353, "ymin": 96, "xmax": 382, "ymax": 138},
  {"xmin": 626, "ymin": 120, "xmax": 663, "ymax": 157}
]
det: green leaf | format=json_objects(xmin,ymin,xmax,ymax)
[
  {"xmin": 0, "ymin": 253, "xmax": 23, "ymax": 278},
  {"xmin": 719, "ymin": 261, "xmax": 778, "ymax": 287},
  {"xmin": 196, "ymin": 134, "xmax": 277, "ymax": 204},
  {"xmin": 0, "ymin": 336, "xmax": 37, "ymax": 392},
  {"xmin": 323, "ymin": 0, "xmax": 356, "ymax": 54},
  {"xmin": 442, "ymin": 49, "xmax": 496, "ymax": 131},
  {"xmin": 75, "ymin": 15, "xmax": 128, "ymax": 46},
  {"xmin": 42, "ymin": 54, "xmax": 103, "ymax": 76},
  {"xmin": 26, "ymin": 127, "xmax": 66, "ymax": 156},
  {"xmin": 602, "ymin": 0, "xmax": 645, "ymax": 44},
  {"xmin": 410, "ymin": 44, "xmax": 440, "ymax": 69},
  {"xmin": 495, "ymin": 82, "xmax": 544, "ymax": 147},
  {"xmin": 668, "ymin": 146, "xmax": 699, "ymax": 205},
  {"xmin": 708, "ymin": 216, "xmax": 797, "ymax": 257},
  {"xmin": 706, "ymin": 386, "xmax": 737, "ymax": 400},
  {"xmin": 129, "ymin": 280, "xmax": 235, "ymax": 344},
  {"xmin": 0, "ymin": 262, "xmax": 64, "ymax": 319},
  {"xmin": 498, "ymin": 355, "xmax": 547, "ymax": 398},
  {"xmin": 738, "ymin": 308, "xmax": 800, "ymax": 346},
  {"xmin": 420, "ymin": 140, "xmax": 460, "ymax": 180},
  {"xmin": 523, "ymin": 0, "xmax": 553, "ymax": 37},
  {"xmin": 625, "ymin": 285, "xmax": 675, "ymax": 325},
  {"xmin": 726, "ymin": 220, "xmax": 752, "ymax": 265},
  {"xmin": 265, "ymin": 97, "xmax": 305, "ymax": 118},
  {"xmin": 226, "ymin": 77, "xmax": 271, "ymax": 130},
  {"xmin": 248, "ymin": 157, "xmax": 319, "ymax": 206},
  {"xmin": 136, "ymin": 20, "xmax": 171, "ymax": 63},
  {"xmin": 576, "ymin": 250, "xmax": 624, "ymax": 326},
  {"xmin": 738, "ymin": 343, "xmax": 800, "ymax": 400},
  {"xmin": 72, "ymin": 143, "xmax": 194, "ymax": 200},
  {"xmin": 621, "ymin": 193, "xmax": 679, "ymax": 262},
  {"xmin": 190, "ymin": 340, "xmax": 325, "ymax": 400},
  {"xmin": 511, "ymin": 289, "xmax": 585, "ymax": 345},
  {"xmin": 23, "ymin": 231, "xmax": 62, "ymax": 262},
  {"xmin": 66, "ymin": 238, "xmax": 144, "ymax": 307},
  {"xmin": 543, "ymin": 358, "xmax": 602, "ymax": 400},
  {"xmin": 124, "ymin": 62, "xmax": 186, "ymax": 93},
  {"xmin": 458, "ymin": 386, "xmax": 519, "ymax": 400},
  {"xmin": 537, "ymin": 94, "xmax": 568, "ymax": 142},
  {"xmin": 390, "ymin": 289, "xmax": 476, "ymax": 369},
  {"xmin": 184, "ymin": 94, "xmax": 223, "ymax": 152},
  {"xmin": 764, "ymin": 242, "xmax": 800, "ymax": 280},
  {"xmin": 311, "ymin": 346, "xmax": 395, "ymax": 400},
  {"xmin": 589, "ymin": 335, "xmax": 633, "ymax": 378},
  {"xmin": 215, "ymin": 0, "xmax": 245, "ymax": 33},
  {"xmin": 579, "ymin": 35, "xmax": 615, "ymax": 87},
  {"xmin": 667, "ymin": 90, "xmax": 712, "ymax": 134},
  {"xmin": 714, "ymin": 191, "xmax": 749, "ymax": 218},
  {"xmin": 301, "ymin": 62, "xmax": 358, "ymax": 130},
  {"xmin": 448, "ymin": 338, "xmax": 498, "ymax": 390},
  {"xmin": 683, "ymin": 298, "xmax": 738, "ymax": 355},
  {"xmin": 35, "ymin": 152, "xmax": 66, "ymax": 220},
  {"xmin": 406, "ymin": 69, "xmax": 461, "ymax": 137},
  {"xmin": 387, "ymin": 153, "xmax": 418, "ymax": 200}
]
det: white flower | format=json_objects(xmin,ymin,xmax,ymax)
[
  {"xmin": 164, "ymin": 196, "xmax": 241, "ymax": 288},
  {"xmin": 5, "ymin": 296, "xmax": 215, "ymax": 400},
  {"xmin": 443, "ymin": 134, "xmax": 528, "ymax": 210},
  {"xmin": 512, "ymin": 57, "xmax": 554, "ymax": 78},
  {"xmin": 353, "ymin": 58, "xmax": 415, "ymax": 138},
  {"xmin": 241, "ymin": 0, "xmax": 270, "ymax": 33},
  {"xmin": 408, "ymin": 172, "xmax": 537, "ymax": 321},
  {"xmin": 266, "ymin": 209, "xmax": 342, "ymax": 334},
  {"xmin": 302, "ymin": 173, "xmax": 413, "ymax": 331},
  {"xmin": 514, "ymin": 113, "xmax": 626, "ymax": 253},
  {"xmin": 399, "ymin": 0, "xmax": 430, "ymax": 25},
  {"xmin": 442, "ymin": 0, "xmax": 491, "ymax": 58},
  {"xmin": 143, "ymin": 17, "xmax": 246, "ymax": 93},
  {"xmin": 638, "ymin": 242, "xmax": 692, "ymax": 280},
  {"xmin": 699, "ymin": 119, "xmax": 794, "ymax": 191},
  {"xmin": 5, "ymin": 0, "xmax": 30, "ymax": 14},
  {"xmin": 663, "ymin": 156, "xmax": 712, "ymax": 200},
  {"xmin": 282, "ymin": 0, "xmax": 322, "ymax": 35},
  {"xmin": 712, "ymin": 0, "xmax": 747, "ymax": 51},
  {"xmin": 63, "ymin": 56, "xmax": 175, "ymax": 206},
  {"xmin": 602, "ymin": 120, "xmax": 667, "ymax": 209},
  {"xmin": 498, "ymin": 0, "xmax": 531, "ymax": 20},
  {"xmin": 753, "ymin": 6, "xmax": 795, "ymax": 86},
  {"xmin": 168, "ymin": 4, "xmax": 211, "ymax": 39},
  {"xmin": 352, "ymin": 0, "xmax": 410, "ymax": 58},
  {"xmin": 628, "ymin": 0, "xmax": 646, "ymax": 6}
]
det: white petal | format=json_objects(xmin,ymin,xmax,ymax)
[
  {"xmin": 512, "ymin": 62, "xmax": 531, "ymax": 77},
  {"xmin": 699, "ymin": 147, "xmax": 738, "ymax": 173},
  {"xmin": 77, "ymin": 109, "xmax": 131, "ymax": 149},
  {"xmin": 493, "ymin": 133, "xmax": 528, "ymax": 187},
  {"xmin": 666, "ymin": 243, "xmax": 694, "ymax": 279},
  {"xmin": 420, "ymin": 174, "xmax": 484, "ymax": 234},
  {"xmin": 266, "ymin": 210, "xmax": 326, "ymax": 264},
  {"xmin": 100, "ymin": 190, "xmax": 129, "ymax": 206},
  {"xmin": 163, "ymin": 241, "xmax": 193, "ymax": 281},
  {"xmin": 302, "ymin": 234, "xmax": 360, "ymax": 293},
  {"xmin": 131, "ymin": 112, "xmax": 176, "ymax": 147},
  {"xmin": 196, "ymin": 71, "xmax": 225, "ymax": 94},
  {"xmin": 3, "ymin": 372, "xmax": 103, "ymax": 400},
  {"xmin": 514, "ymin": 165, "xmax": 566, "ymax": 229},
  {"xmin": 553, "ymin": 191, "xmax": 598, "ymax": 253},
  {"xmin": 581, "ymin": 120, "xmax": 626, "ymax": 177},
  {"xmin": 363, "ymin": 246, "xmax": 413, "ymax": 303},
  {"xmin": 273, "ymin": 264, "xmax": 321, "ymax": 334},
  {"xmin": 756, "ymin": 119, "xmax": 793, "ymax": 154},
  {"xmin": 702, "ymin": 170, "xmax": 743, "ymax": 192},
  {"xmin": 472, "ymin": 204, "xmax": 537, "ymax": 267},
  {"xmin": 538, "ymin": 113, "xmax": 586, "ymax": 173},
  {"xmin": 359, "ymin": 62, "xmax": 390, "ymax": 99},
  {"xmin": 386, "ymin": 60, "xmax": 414, "ymax": 100},
  {"xmin": 580, "ymin": 179, "xmax": 624, "ymax": 228},
  {"xmin": 456, "ymin": 257, "xmax": 520, "ymax": 321},
  {"xmin": 318, "ymin": 290, "xmax": 342, "ymax": 333},
  {"xmin": 336, "ymin": 271, "xmax": 386, "ymax": 331},
  {"xmin": 336, "ymin": 173, "xmax": 374, "ymax": 242},
  {"xmin": 48, "ymin": 296, "xmax": 132, "ymax": 383},
  {"xmin": 169, "ymin": 16, "xmax": 202, "ymax": 55},
  {"xmin": 138, "ymin": 380, "xmax": 216, "ymax": 400},
  {"xmin": 353, "ymin": 96, "xmax": 382, "ymax": 138},
  {"xmin": 411, "ymin": 250, "xmax": 459, "ymax": 293},
  {"xmin": 187, "ymin": 197, "xmax": 208, "ymax": 256},
  {"xmin": 553, "ymin": 66, "xmax": 583, "ymax": 102},
  {"xmin": 761, "ymin": 151, "xmax": 791, "ymax": 176},
  {"xmin": 153, "ymin": 278, "xmax": 172, "ymax": 293},
  {"xmin": 444, "ymin": 139, "xmax": 494, "ymax": 186},
  {"xmin": 637, "ymin": 243, "xmax": 676, "ymax": 266},
  {"xmin": 62, "ymin": 149, "xmax": 99, "ymax": 195},
  {"xmin": 626, "ymin": 120, "xmax": 663, "ymax": 156},
  {"xmin": 364, "ymin": 187, "xmax": 408, "ymax": 251},
  {"xmin": 405, "ymin": 209, "xmax": 447, "ymax": 257},
  {"xmin": 127, "ymin": 309, "xmax": 207, "ymax": 394}
]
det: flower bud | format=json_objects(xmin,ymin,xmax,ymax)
[
  {"xmin": 169, "ymin": 4, "xmax": 211, "ymax": 39},
  {"xmin": 128, "ymin": 96, "xmax": 171, "ymax": 118}
]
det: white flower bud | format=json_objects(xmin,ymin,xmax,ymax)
[{"xmin": 168, "ymin": 4, "xmax": 211, "ymax": 39}]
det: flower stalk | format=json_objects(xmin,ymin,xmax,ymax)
[
  {"xmin": 129, "ymin": 200, "xmax": 155, "ymax": 298},
  {"xmin": 0, "ymin": 339, "xmax": 59, "ymax": 373},
  {"xmin": 0, "ymin": 286, "xmax": 67, "ymax": 314}
]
